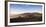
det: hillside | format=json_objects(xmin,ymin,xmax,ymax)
[{"xmin": 10, "ymin": 13, "xmax": 42, "ymax": 23}]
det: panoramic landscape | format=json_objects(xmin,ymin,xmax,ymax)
[{"xmin": 10, "ymin": 4, "xmax": 42, "ymax": 23}]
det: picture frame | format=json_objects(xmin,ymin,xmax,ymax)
[{"xmin": 5, "ymin": 1, "xmax": 45, "ymax": 26}]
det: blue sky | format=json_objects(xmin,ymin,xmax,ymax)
[{"xmin": 10, "ymin": 4, "xmax": 42, "ymax": 14}]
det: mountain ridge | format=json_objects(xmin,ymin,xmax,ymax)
[{"xmin": 10, "ymin": 13, "xmax": 42, "ymax": 19}]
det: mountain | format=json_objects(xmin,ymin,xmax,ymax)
[{"xmin": 10, "ymin": 13, "xmax": 42, "ymax": 19}]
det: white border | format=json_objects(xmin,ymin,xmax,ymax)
[{"xmin": 8, "ymin": 2, "xmax": 44, "ymax": 25}]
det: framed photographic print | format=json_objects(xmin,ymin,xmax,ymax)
[{"xmin": 5, "ymin": 1, "xmax": 45, "ymax": 26}]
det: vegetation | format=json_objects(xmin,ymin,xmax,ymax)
[{"xmin": 10, "ymin": 13, "xmax": 42, "ymax": 23}]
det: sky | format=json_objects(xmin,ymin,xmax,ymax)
[{"xmin": 10, "ymin": 4, "xmax": 42, "ymax": 15}]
